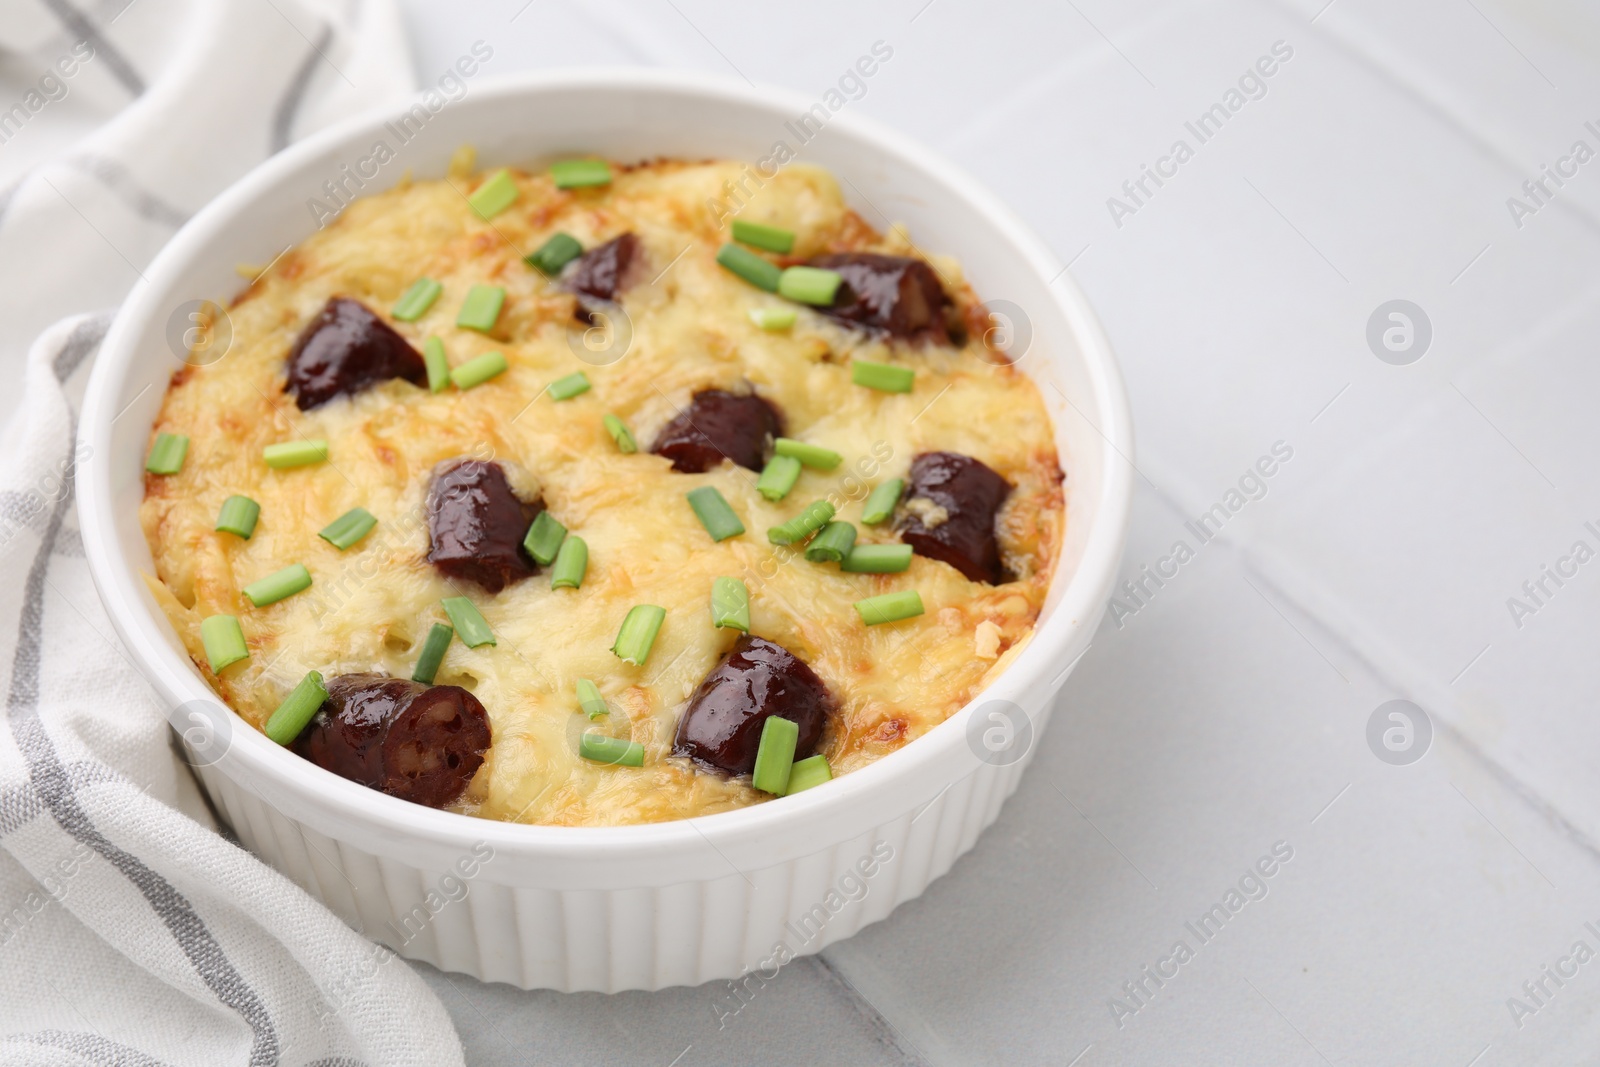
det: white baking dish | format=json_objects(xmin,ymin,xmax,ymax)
[{"xmin": 76, "ymin": 68, "xmax": 1132, "ymax": 992}]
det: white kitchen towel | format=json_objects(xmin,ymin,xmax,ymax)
[{"xmin": 0, "ymin": 1, "xmax": 466, "ymax": 1064}]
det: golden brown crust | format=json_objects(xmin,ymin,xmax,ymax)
[{"xmin": 141, "ymin": 159, "xmax": 1065, "ymax": 826}]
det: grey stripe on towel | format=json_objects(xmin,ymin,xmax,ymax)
[{"xmin": 3, "ymin": 335, "xmax": 281, "ymax": 1065}]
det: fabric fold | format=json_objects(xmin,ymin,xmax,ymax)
[{"xmin": 0, "ymin": 2, "xmax": 468, "ymax": 1063}]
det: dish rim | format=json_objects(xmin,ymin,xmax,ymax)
[{"xmin": 76, "ymin": 66, "xmax": 1134, "ymax": 860}]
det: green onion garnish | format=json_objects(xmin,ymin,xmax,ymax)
[
  {"xmin": 756, "ymin": 455, "xmax": 802, "ymax": 502},
  {"xmin": 551, "ymin": 535, "xmax": 588, "ymax": 589},
  {"xmin": 468, "ymin": 168, "xmax": 519, "ymax": 220},
  {"xmin": 804, "ymin": 521, "xmax": 856, "ymax": 563},
  {"xmin": 264, "ymin": 670, "xmax": 328, "ymax": 745},
  {"xmin": 318, "ymin": 507, "xmax": 376, "ymax": 550},
  {"xmin": 611, "ymin": 604, "xmax": 665, "ymax": 665},
  {"xmin": 716, "ymin": 243, "xmax": 781, "ymax": 292},
  {"xmin": 551, "ymin": 159, "xmax": 612, "ymax": 189},
  {"xmin": 731, "ymin": 219, "xmax": 795, "ymax": 254},
  {"xmin": 711, "ymin": 576, "xmax": 750, "ymax": 632},
  {"xmin": 547, "ymin": 371, "xmax": 591, "ymax": 400},
  {"xmin": 449, "ymin": 351, "xmax": 507, "ymax": 390},
  {"xmin": 751, "ymin": 715, "xmax": 799, "ymax": 794},
  {"xmin": 199, "ymin": 614, "xmax": 248, "ymax": 673},
  {"xmin": 526, "ymin": 232, "xmax": 583, "ymax": 276},
  {"xmin": 579, "ymin": 732, "xmax": 644, "ymax": 766},
  {"xmin": 749, "ymin": 307, "xmax": 798, "ymax": 331},
  {"xmin": 577, "ymin": 677, "xmax": 608, "ymax": 719},
  {"xmin": 411, "ymin": 622, "xmax": 453, "ymax": 684},
  {"xmin": 522, "ymin": 510, "xmax": 566, "ymax": 565},
  {"xmin": 423, "ymin": 337, "xmax": 451, "ymax": 392},
  {"xmin": 145, "ymin": 433, "xmax": 189, "ymax": 474},
  {"xmin": 392, "ymin": 277, "xmax": 442, "ymax": 321},
  {"xmin": 778, "ymin": 266, "xmax": 843, "ymax": 306},
  {"xmin": 263, "ymin": 440, "xmax": 328, "ymax": 469},
  {"xmin": 441, "ymin": 596, "xmax": 496, "ymax": 647},
  {"xmin": 768, "ymin": 500, "xmax": 835, "ymax": 545},
  {"xmin": 243, "ymin": 563, "xmax": 312, "ymax": 607},
  {"xmin": 785, "ymin": 754, "xmax": 833, "ymax": 794},
  {"xmin": 215, "ymin": 495, "xmax": 260, "ymax": 539},
  {"xmin": 851, "ymin": 360, "xmax": 915, "ymax": 393},
  {"xmin": 774, "ymin": 438, "xmax": 842, "ymax": 470},
  {"xmin": 602, "ymin": 413, "xmax": 637, "ymax": 453},
  {"xmin": 840, "ymin": 543, "xmax": 914, "ymax": 573},
  {"xmin": 855, "ymin": 589, "xmax": 924, "ymax": 626},
  {"xmin": 687, "ymin": 486, "xmax": 744, "ymax": 541},
  {"xmin": 861, "ymin": 479, "xmax": 904, "ymax": 525},
  {"xmin": 456, "ymin": 284, "xmax": 505, "ymax": 331}
]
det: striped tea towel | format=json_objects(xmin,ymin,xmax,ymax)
[{"xmin": 0, "ymin": 2, "xmax": 466, "ymax": 1064}]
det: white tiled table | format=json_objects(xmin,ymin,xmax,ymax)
[{"xmin": 394, "ymin": 1, "xmax": 1600, "ymax": 1062}]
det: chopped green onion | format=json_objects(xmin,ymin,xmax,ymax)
[
  {"xmin": 551, "ymin": 159, "xmax": 612, "ymax": 189},
  {"xmin": 551, "ymin": 535, "xmax": 588, "ymax": 589},
  {"xmin": 468, "ymin": 168, "xmax": 519, "ymax": 219},
  {"xmin": 456, "ymin": 284, "xmax": 505, "ymax": 331},
  {"xmin": 547, "ymin": 371, "xmax": 591, "ymax": 400},
  {"xmin": 441, "ymin": 596, "xmax": 496, "ymax": 647},
  {"xmin": 602, "ymin": 413, "xmax": 637, "ymax": 453},
  {"xmin": 423, "ymin": 337, "xmax": 451, "ymax": 392},
  {"xmin": 861, "ymin": 478, "xmax": 904, "ymax": 525},
  {"xmin": 579, "ymin": 732, "xmax": 644, "ymax": 766},
  {"xmin": 716, "ymin": 243, "xmax": 781, "ymax": 292},
  {"xmin": 768, "ymin": 500, "xmax": 836, "ymax": 545},
  {"xmin": 200, "ymin": 614, "xmax": 248, "ymax": 674},
  {"xmin": 391, "ymin": 278, "xmax": 442, "ymax": 321},
  {"xmin": 855, "ymin": 589, "xmax": 925, "ymax": 626},
  {"xmin": 686, "ymin": 486, "xmax": 744, "ymax": 541},
  {"xmin": 756, "ymin": 455, "xmax": 802, "ymax": 502},
  {"xmin": 749, "ymin": 306, "xmax": 797, "ymax": 331},
  {"xmin": 263, "ymin": 439, "xmax": 328, "ymax": 469},
  {"xmin": 449, "ymin": 351, "xmax": 508, "ymax": 390},
  {"xmin": 805, "ymin": 521, "xmax": 856, "ymax": 563},
  {"xmin": 841, "ymin": 543, "xmax": 914, "ymax": 573},
  {"xmin": 577, "ymin": 677, "xmax": 608, "ymax": 719},
  {"xmin": 145, "ymin": 433, "xmax": 189, "ymax": 475},
  {"xmin": 852, "ymin": 360, "xmax": 915, "ymax": 393},
  {"xmin": 711, "ymin": 576, "xmax": 750, "ymax": 632},
  {"xmin": 215, "ymin": 495, "xmax": 260, "ymax": 539},
  {"xmin": 751, "ymin": 715, "xmax": 799, "ymax": 794},
  {"xmin": 611, "ymin": 604, "xmax": 665, "ymax": 665},
  {"xmin": 264, "ymin": 670, "xmax": 328, "ymax": 745},
  {"xmin": 243, "ymin": 563, "xmax": 312, "ymax": 607},
  {"xmin": 522, "ymin": 510, "xmax": 566, "ymax": 565},
  {"xmin": 785, "ymin": 754, "xmax": 833, "ymax": 795},
  {"xmin": 411, "ymin": 622, "xmax": 453, "ymax": 684},
  {"xmin": 778, "ymin": 266, "xmax": 843, "ymax": 306},
  {"xmin": 774, "ymin": 438, "xmax": 842, "ymax": 470},
  {"xmin": 731, "ymin": 219, "xmax": 795, "ymax": 253},
  {"xmin": 526, "ymin": 232, "xmax": 584, "ymax": 276},
  {"xmin": 319, "ymin": 507, "xmax": 376, "ymax": 550}
]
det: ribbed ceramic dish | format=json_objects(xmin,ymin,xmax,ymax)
[{"xmin": 77, "ymin": 68, "xmax": 1133, "ymax": 992}]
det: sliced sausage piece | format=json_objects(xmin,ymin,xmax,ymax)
[
  {"xmin": 673, "ymin": 634, "xmax": 833, "ymax": 777},
  {"xmin": 285, "ymin": 297, "xmax": 427, "ymax": 410},
  {"xmin": 293, "ymin": 673, "xmax": 491, "ymax": 808},
  {"xmin": 809, "ymin": 253, "xmax": 949, "ymax": 344},
  {"xmin": 425, "ymin": 459, "xmax": 541, "ymax": 593},
  {"xmin": 650, "ymin": 389, "xmax": 782, "ymax": 473},
  {"xmin": 899, "ymin": 451, "xmax": 1011, "ymax": 584},
  {"xmin": 568, "ymin": 233, "xmax": 640, "ymax": 324}
]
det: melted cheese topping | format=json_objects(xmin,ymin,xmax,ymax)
[{"xmin": 140, "ymin": 159, "xmax": 1064, "ymax": 826}]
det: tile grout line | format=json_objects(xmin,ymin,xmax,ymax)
[
  {"xmin": 1233, "ymin": 535, "xmax": 1600, "ymax": 871},
  {"xmin": 1257, "ymin": 0, "xmax": 1600, "ymax": 240},
  {"xmin": 805, "ymin": 952, "xmax": 934, "ymax": 1066},
  {"xmin": 1121, "ymin": 462, "xmax": 1600, "ymax": 870}
]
